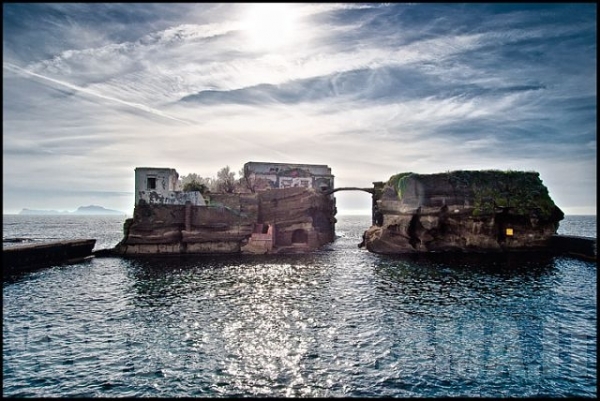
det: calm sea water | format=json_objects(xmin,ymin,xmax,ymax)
[{"xmin": 2, "ymin": 214, "xmax": 597, "ymax": 397}]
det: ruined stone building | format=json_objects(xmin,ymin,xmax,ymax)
[
  {"xmin": 116, "ymin": 166, "xmax": 567, "ymax": 257},
  {"xmin": 135, "ymin": 167, "xmax": 205, "ymax": 206},
  {"xmin": 115, "ymin": 163, "xmax": 337, "ymax": 255},
  {"xmin": 243, "ymin": 162, "xmax": 334, "ymax": 192}
]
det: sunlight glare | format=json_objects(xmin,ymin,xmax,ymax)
[{"xmin": 241, "ymin": 3, "xmax": 300, "ymax": 50}]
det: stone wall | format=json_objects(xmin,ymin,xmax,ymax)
[{"xmin": 115, "ymin": 187, "xmax": 336, "ymax": 255}]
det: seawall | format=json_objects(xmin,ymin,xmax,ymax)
[
  {"xmin": 3, "ymin": 239, "xmax": 96, "ymax": 275},
  {"xmin": 550, "ymin": 235, "xmax": 597, "ymax": 261}
]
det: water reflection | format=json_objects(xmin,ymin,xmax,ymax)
[
  {"xmin": 122, "ymin": 254, "xmax": 338, "ymax": 396},
  {"xmin": 3, "ymin": 215, "xmax": 596, "ymax": 397},
  {"xmin": 373, "ymin": 252, "xmax": 557, "ymax": 306},
  {"xmin": 371, "ymin": 251, "xmax": 558, "ymax": 395}
]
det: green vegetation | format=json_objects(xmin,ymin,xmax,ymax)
[
  {"xmin": 180, "ymin": 165, "xmax": 244, "ymax": 194},
  {"xmin": 215, "ymin": 166, "xmax": 237, "ymax": 193},
  {"xmin": 448, "ymin": 170, "xmax": 555, "ymax": 217},
  {"xmin": 447, "ymin": 169, "xmax": 556, "ymax": 218},
  {"xmin": 386, "ymin": 169, "xmax": 557, "ymax": 219},
  {"xmin": 182, "ymin": 180, "xmax": 208, "ymax": 194},
  {"xmin": 180, "ymin": 173, "xmax": 214, "ymax": 192},
  {"xmin": 387, "ymin": 172, "xmax": 414, "ymax": 198}
]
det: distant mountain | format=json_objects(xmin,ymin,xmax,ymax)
[
  {"xmin": 19, "ymin": 205, "xmax": 126, "ymax": 215},
  {"xmin": 73, "ymin": 205, "xmax": 126, "ymax": 215}
]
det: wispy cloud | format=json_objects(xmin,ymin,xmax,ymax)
[
  {"xmin": 2, "ymin": 3, "xmax": 596, "ymax": 215},
  {"xmin": 4, "ymin": 62, "xmax": 192, "ymax": 124}
]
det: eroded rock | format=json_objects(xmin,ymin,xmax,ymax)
[
  {"xmin": 363, "ymin": 170, "xmax": 564, "ymax": 254},
  {"xmin": 115, "ymin": 187, "xmax": 336, "ymax": 255}
]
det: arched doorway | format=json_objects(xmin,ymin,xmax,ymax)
[{"xmin": 291, "ymin": 229, "xmax": 308, "ymax": 244}]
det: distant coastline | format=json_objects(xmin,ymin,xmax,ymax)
[{"xmin": 17, "ymin": 205, "xmax": 126, "ymax": 216}]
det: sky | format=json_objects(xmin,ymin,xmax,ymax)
[{"xmin": 2, "ymin": 3, "xmax": 597, "ymax": 216}]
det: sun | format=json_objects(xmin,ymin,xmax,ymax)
[{"xmin": 240, "ymin": 3, "xmax": 301, "ymax": 50}]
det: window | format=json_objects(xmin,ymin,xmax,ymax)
[{"xmin": 147, "ymin": 177, "xmax": 157, "ymax": 190}]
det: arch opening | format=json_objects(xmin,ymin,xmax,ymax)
[{"xmin": 291, "ymin": 229, "xmax": 308, "ymax": 244}]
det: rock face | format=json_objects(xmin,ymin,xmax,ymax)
[
  {"xmin": 362, "ymin": 170, "xmax": 564, "ymax": 254},
  {"xmin": 114, "ymin": 187, "xmax": 336, "ymax": 255}
]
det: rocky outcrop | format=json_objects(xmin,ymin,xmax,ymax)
[
  {"xmin": 257, "ymin": 187, "xmax": 336, "ymax": 251},
  {"xmin": 362, "ymin": 170, "xmax": 564, "ymax": 254},
  {"xmin": 114, "ymin": 187, "xmax": 336, "ymax": 255}
]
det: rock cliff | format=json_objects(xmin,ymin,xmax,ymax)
[
  {"xmin": 114, "ymin": 187, "xmax": 336, "ymax": 255},
  {"xmin": 362, "ymin": 170, "xmax": 564, "ymax": 254}
]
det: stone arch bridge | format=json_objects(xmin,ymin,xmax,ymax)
[
  {"xmin": 324, "ymin": 187, "xmax": 375, "ymax": 195},
  {"xmin": 323, "ymin": 186, "xmax": 383, "ymax": 225}
]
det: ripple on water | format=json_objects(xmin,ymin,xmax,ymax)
[{"xmin": 2, "ymin": 216, "xmax": 597, "ymax": 397}]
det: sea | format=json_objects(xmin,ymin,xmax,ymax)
[{"xmin": 2, "ymin": 214, "xmax": 597, "ymax": 397}]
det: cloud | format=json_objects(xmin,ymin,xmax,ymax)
[
  {"xmin": 4, "ymin": 62, "xmax": 192, "ymax": 124},
  {"xmin": 2, "ymin": 3, "xmax": 596, "ymax": 216}
]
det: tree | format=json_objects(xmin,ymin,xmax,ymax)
[
  {"xmin": 215, "ymin": 165, "xmax": 236, "ymax": 193},
  {"xmin": 180, "ymin": 173, "xmax": 213, "ymax": 193},
  {"xmin": 183, "ymin": 180, "xmax": 208, "ymax": 194},
  {"xmin": 181, "ymin": 165, "xmax": 246, "ymax": 194}
]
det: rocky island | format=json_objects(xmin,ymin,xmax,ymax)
[
  {"xmin": 114, "ymin": 163, "xmax": 336, "ymax": 255},
  {"xmin": 361, "ymin": 170, "xmax": 564, "ymax": 254},
  {"xmin": 112, "ymin": 164, "xmax": 574, "ymax": 257}
]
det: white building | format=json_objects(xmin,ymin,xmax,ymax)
[{"xmin": 134, "ymin": 167, "xmax": 205, "ymax": 206}]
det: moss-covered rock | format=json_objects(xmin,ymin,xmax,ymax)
[{"xmin": 365, "ymin": 170, "xmax": 564, "ymax": 254}]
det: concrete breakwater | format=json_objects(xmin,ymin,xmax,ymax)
[
  {"xmin": 550, "ymin": 235, "xmax": 597, "ymax": 261},
  {"xmin": 3, "ymin": 239, "xmax": 96, "ymax": 275}
]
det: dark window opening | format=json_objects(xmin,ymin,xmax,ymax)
[
  {"xmin": 147, "ymin": 177, "xmax": 157, "ymax": 190},
  {"xmin": 292, "ymin": 229, "xmax": 308, "ymax": 244}
]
